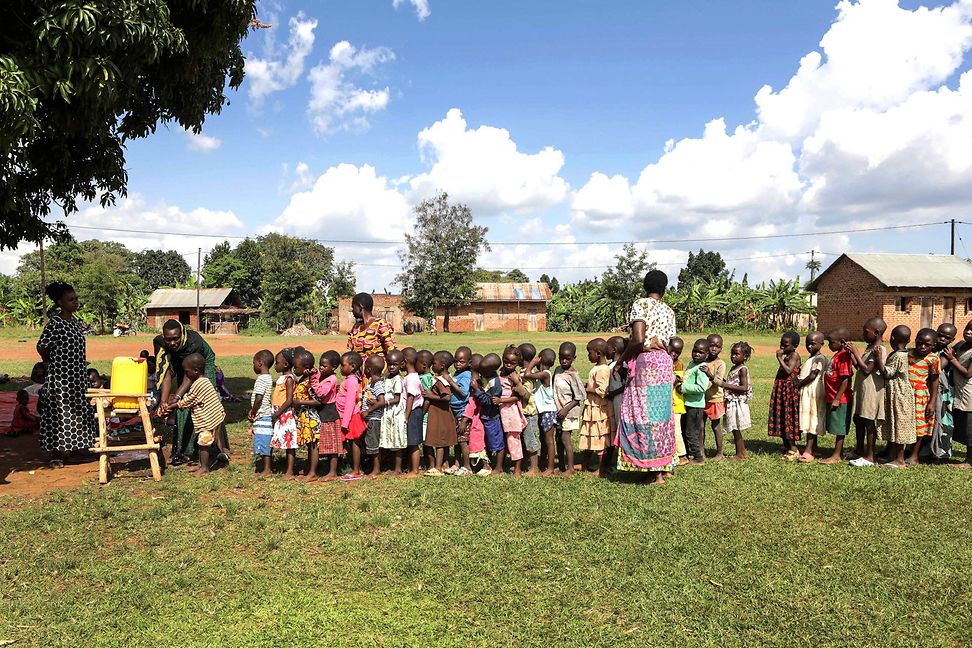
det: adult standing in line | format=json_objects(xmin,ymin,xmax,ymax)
[
  {"xmin": 615, "ymin": 270, "xmax": 679, "ymax": 485},
  {"xmin": 347, "ymin": 293, "xmax": 397, "ymax": 361},
  {"xmin": 154, "ymin": 319, "xmax": 217, "ymax": 464},
  {"xmin": 36, "ymin": 282, "xmax": 96, "ymax": 468}
]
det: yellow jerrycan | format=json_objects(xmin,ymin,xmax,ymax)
[{"xmin": 110, "ymin": 357, "xmax": 148, "ymax": 410}]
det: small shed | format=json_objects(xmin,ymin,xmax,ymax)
[
  {"xmin": 436, "ymin": 282, "xmax": 552, "ymax": 332},
  {"xmin": 806, "ymin": 253, "xmax": 972, "ymax": 335},
  {"xmin": 335, "ymin": 294, "xmax": 421, "ymax": 335},
  {"xmin": 143, "ymin": 288, "xmax": 246, "ymax": 333}
]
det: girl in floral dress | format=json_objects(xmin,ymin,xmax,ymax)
[{"xmin": 270, "ymin": 348, "xmax": 299, "ymax": 479}]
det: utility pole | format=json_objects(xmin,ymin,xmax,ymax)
[
  {"xmin": 809, "ymin": 249, "xmax": 817, "ymax": 283},
  {"xmin": 39, "ymin": 238, "xmax": 47, "ymax": 326},
  {"xmin": 951, "ymin": 219, "xmax": 956, "ymax": 255},
  {"xmin": 196, "ymin": 248, "xmax": 201, "ymax": 331}
]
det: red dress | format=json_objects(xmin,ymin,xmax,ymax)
[{"xmin": 768, "ymin": 365, "xmax": 800, "ymax": 441}]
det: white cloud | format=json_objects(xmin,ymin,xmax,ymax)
[
  {"xmin": 571, "ymin": 0, "xmax": 972, "ymax": 243},
  {"xmin": 278, "ymin": 161, "xmax": 315, "ymax": 194},
  {"xmin": 408, "ymin": 108, "xmax": 569, "ymax": 215},
  {"xmin": 271, "ymin": 163, "xmax": 411, "ymax": 242},
  {"xmin": 307, "ymin": 41, "xmax": 395, "ymax": 134},
  {"xmin": 245, "ymin": 12, "xmax": 318, "ymax": 106},
  {"xmin": 184, "ymin": 129, "xmax": 222, "ymax": 153},
  {"xmin": 393, "ymin": 0, "xmax": 430, "ymax": 21}
]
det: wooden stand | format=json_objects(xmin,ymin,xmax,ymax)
[{"xmin": 86, "ymin": 390, "xmax": 163, "ymax": 484}]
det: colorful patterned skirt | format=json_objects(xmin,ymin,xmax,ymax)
[
  {"xmin": 615, "ymin": 349, "xmax": 677, "ymax": 473},
  {"xmin": 318, "ymin": 419, "xmax": 345, "ymax": 455},
  {"xmin": 767, "ymin": 373, "xmax": 800, "ymax": 441},
  {"xmin": 295, "ymin": 406, "xmax": 322, "ymax": 447}
]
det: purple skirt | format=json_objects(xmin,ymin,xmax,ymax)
[{"xmin": 615, "ymin": 349, "xmax": 677, "ymax": 472}]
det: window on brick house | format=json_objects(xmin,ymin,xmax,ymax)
[
  {"xmin": 967, "ymin": 298, "xmax": 972, "ymax": 314},
  {"xmin": 895, "ymin": 297, "xmax": 910, "ymax": 312},
  {"xmin": 498, "ymin": 306, "xmax": 508, "ymax": 320}
]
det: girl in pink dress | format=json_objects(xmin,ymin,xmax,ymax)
[{"xmin": 497, "ymin": 347, "xmax": 528, "ymax": 476}]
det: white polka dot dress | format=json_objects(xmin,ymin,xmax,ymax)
[{"xmin": 37, "ymin": 315, "xmax": 96, "ymax": 452}]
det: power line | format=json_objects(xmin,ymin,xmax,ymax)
[{"xmin": 63, "ymin": 220, "xmax": 947, "ymax": 247}]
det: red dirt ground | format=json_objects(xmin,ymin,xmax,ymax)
[{"xmin": 2, "ymin": 334, "xmax": 349, "ymax": 361}]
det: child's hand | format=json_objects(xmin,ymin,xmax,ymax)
[
  {"xmin": 831, "ymin": 400, "xmax": 840, "ymax": 410},
  {"xmin": 248, "ymin": 427, "xmax": 255, "ymax": 438},
  {"xmin": 944, "ymin": 347, "xmax": 956, "ymax": 361},
  {"xmin": 491, "ymin": 396, "xmax": 501, "ymax": 405},
  {"xmin": 422, "ymin": 389, "xmax": 434, "ymax": 399},
  {"xmin": 926, "ymin": 404, "xmax": 934, "ymax": 422},
  {"xmin": 700, "ymin": 364, "xmax": 712, "ymax": 377},
  {"xmin": 509, "ymin": 371, "xmax": 522, "ymax": 385},
  {"xmin": 776, "ymin": 349, "xmax": 784, "ymax": 359},
  {"xmin": 247, "ymin": 411, "xmax": 256, "ymax": 422}
]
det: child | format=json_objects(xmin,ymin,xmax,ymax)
[
  {"xmin": 270, "ymin": 348, "xmax": 299, "ymax": 479},
  {"xmin": 604, "ymin": 336, "xmax": 628, "ymax": 467},
  {"xmin": 553, "ymin": 342, "xmax": 585, "ymax": 476},
  {"xmin": 931, "ymin": 323, "xmax": 958, "ymax": 461},
  {"xmin": 944, "ymin": 321, "xmax": 972, "ymax": 467},
  {"xmin": 845, "ymin": 318, "xmax": 888, "ymax": 467},
  {"xmin": 819, "ymin": 328, "xmax": 853, "ymax": 464},
  {"xmin": 515, "ymin": 343, "xmax": 541, "ymax": 476},
  {"xmin": 579, "ymin": 338, "xmax": 613, "ymax": 476},
  {"xmin": 88, "ymin": 368, "xmax": 106, "ymax": 390},
  {"xmin": 423, "ymin": 351, "xmax": 458, "ymax": 476},
  {"xmin": 680, "ymin": 339, "xmax": 710, "ymax": 464},
  {"xmin": 473, "ymin": 353, "xmax": 505, "ymax": 475},
  {"xmin": 703, "ymin": 333, "xmax": 727, "ymax": 460},
  {"xmin": 246, "ymin": 350, "xmax": 274, "ymax": 476},
  {"xmin": 25, "ymin": 362, "xmax": 45, "ymax": 399},
  {"xmin": 448, "ymin": 347, "xmax": 473, "ymax": 475},
  {"xmin": 768, "ymin": 331, "xmax": 802, "ymax": 459},
  {"xmin": 292, "ymin": 349, "xmax": 323, "ymax": 481},
  {"xmin": 797, "ymin": 332, "xmax": 829, "ymax": 463},
  {"xmin": 9, "ymin": 390, "xmax": 39, "ymax": 435},
  {"xmin": 704, "ymin": 342, "xmax": 752, "ymax": 460},
  {"xmin": 380, "ymin": 350, "xmax": 407, "ymax": 476},
  {"xmin": 403, "ymin": 349, "xmax": 426, "ymax": 477},
  {"xmin": 174, "ymin": 353, "xmax": 226, "ymax": 476},
  {"xmin": 526, "ymin": 348, "xmax": 557, "ymax": 476},
  {"xmin": 311, "ymin": 350, "xmax": 344, "ymax": 481},
  {"xmin": 361, "ymin": 355, "xmax": 387, "ymax": 478},
  {"xmin": 906, "ymin": 328, "xmax": 941, "ymax": 465},
  {"xmin": 877, "ymin": 325, "xmax": 915, "ymax": 468},
  {"xmin": 496, "ymin": 346, "xmax": 528, "ymax": 477},
  {"xmin": 336, "ymin": 351, "xmax": 365, "ymax": 480},
  {"xmin": 462, "ymin": 353, "xmax": 490, "ymax": 476},
  {"xmin": 668, "ymin": 337, "xmax": 688, "ymax": 463},
  {"xmin": 416, "ymin": 350, "xmax": 435, "ymax": 467}
]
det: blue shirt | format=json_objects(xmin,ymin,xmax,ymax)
[
  {"xmin": 474, "ymin": 375, "xmax": 502, "ymax": 419},
  {"xmin": 450, "ymin": 369, "xmax": 471, "ymax": 417}
]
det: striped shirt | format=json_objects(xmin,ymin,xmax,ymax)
[{"xmin": 178, "ymin": 377, "xmax": 226, "ymax": 431}]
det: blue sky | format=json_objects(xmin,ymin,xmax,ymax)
[{"xmin": 12, "ymin": 0, "xmax": 972, "ymax": 290}]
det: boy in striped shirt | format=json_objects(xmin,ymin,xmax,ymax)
[{"xmin": 176, "ymin": 353, "xmax": 227, "ymax": 476}]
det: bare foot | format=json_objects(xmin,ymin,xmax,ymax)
[
  {"xmin": 491, "ymin": 468, "xmax": 504, "ymax": 476},
  {"xmin": 798, "ymin": 453, "xmax": 815, "ymax": 463},
  {"xmin": 513, "ymin": 470, "xmax": 522, "ymax": 478},
  {"xmin": 321, "ymin": 475, "xmax": 338, "ymax": 482},
  {"xmin": 298, "ymin": 474, "xmax": 318, "ymax": 483},
  {"xmin": 524, "ymin": 469, "xmax": 540, "ymax": 477},
  {"xmin": 678, "ymin": 457, "xmax": 690, "ymax": 466},
  {"xmin": 709, "ymin": 454, "xmax": 725, "ymax": 463},
  {"xmin": 257, "ymin": 469, "xmax": 272, "ymax": 477},
  {"xmin": 402, "ymin": 471, "xmax": 421, "ymax": 479},
  {"xmin": 730, "ymin": 453, "xmax": 748, "ymax": 461},
  {"xmin": 282, "ymin": 473, "xmax": 296, "ymax": 481},
  {"xmin": 563, "ymin": 468, "xmax": 575, "ymax": 476},
  {"xmin": 818, "ymin": 455, "xmax": 842, "ymax": 464},
  {"xmin": 950, "ymin": 462, "xmax": 972, "ymax": 469},
  {"xmin": 688, "ymin": 458, "xmax": 704, "ymax": 465},
  {"xmin": 540, "ymin": 469, "xmax": 553, "ymax": 477},
  {"xmin": 651, "ymin": 473, "xmax": 666, "ymax": 485},
  {"xmin": 192, "ymin": 467, "xmax": 210, "ymax": 477}
]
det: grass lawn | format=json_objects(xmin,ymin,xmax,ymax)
[{"xmin": 1, "ymin": 331, "xmax": 970, "ymax": 646}]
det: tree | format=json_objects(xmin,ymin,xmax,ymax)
[
  {"xmin": 202, "ymin": 238, "xmax": 263, "ymax": 307},
  {"xmin": 0, "ymin": 1, "xmax": 257, "ymax": 249},
  {"xmin": 258, "ymin": 233, "xmax": 334, "ymax": 330},
  {"xmin": 331, "ymin": 260, "xmax": 357, "ymax": 299},
  {"xmin": 470, "ymin": 268, "xmax": 528, "ymax": 283},
  {"xmin": 600, "ymin": 243, "xmax": 656, "ymax": 328},
  {"xmin": 677, "ymin": 249, "xmax": 729, "ymax": 287},
  {"xmin": 132, "ymin": 249, "xmax": 192, "ymax": 291},
  {"xmin": 397, "ymin": 193, "xmax": 489, "ymax": 331},
  {"xmin": 505, "ymin": 269, "xmax": 529, "ymax": 282}
]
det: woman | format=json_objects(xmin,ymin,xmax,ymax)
[
  {"xmin": 154, "ymin": 319, "xmax": 217, "ymax": 463},
  {"xmin": 36, "ymin": 282, "xmax": 96, "ymax": 467},
  {"xmin": 347, "ymin": 293, "xmax": 397, "ymax": 360},
  {"xmin": 616, "ymin": 270, "xmax": 678, "ymax": 484}
]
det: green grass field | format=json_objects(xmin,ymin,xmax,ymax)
[{"xmin": 1, "ymin": 331, "xmax": 970, "ymax": 646}]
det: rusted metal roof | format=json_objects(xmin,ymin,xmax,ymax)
[
  {"xmin": 144, "ymin": 288, "xmax": 234, "ymax": 310},
  {"xmin": 473, "ymin": 282, "xmax": 551, "ymax": 302},
  {"xmin": 807, "ymin": 254, "xmax": 972, "ymax": 291}
]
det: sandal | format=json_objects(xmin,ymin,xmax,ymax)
[
  {"xmin": 48, "ymin": 459, "xmax": 64, "ymax": 469},
  {"xmin": 423, "ymin": 468, "xmax": 443, "ymax": 477}
]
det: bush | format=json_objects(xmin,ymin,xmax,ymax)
[{"xmin": 241, "ymin": 318, "xmax": 275, "ymax": 336}]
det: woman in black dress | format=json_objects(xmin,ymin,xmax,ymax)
[{"xmin": 36, "ymin": 282, "xmax": 96, "ymax": 467}]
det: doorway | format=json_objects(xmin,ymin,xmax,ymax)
[
  {"xmin": 527, "ymin": 309, "xmax": 537, "ymax": 332},
  {"xmin": 178, "ymin": 310, "xmax": 191, "ymax": 325},
  {"xmin": 920, "ymin": 298, "xmax": 934, "ymax": 329},
  {"xmin": 943, "ymin": 297, "xmax": 955, "ymax": 324},
  {"xmin": 474, "ymin": 309, "xmax": 485, "ymax": 332}
]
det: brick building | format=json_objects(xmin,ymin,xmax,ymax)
[
  {"xmin": 143, "ymin": 288, "xmax": 245, "ymax": 332},
  {"xmin": 806, "ymin": 253, "xmax": 972, "ymax": 335},
  {"xmin": 335, "ymin": 294, "xmax": 419, "ymax": 335},
  {"xmin": 436, "ymin": 282, "xmax": 552, "ymax": 332}
]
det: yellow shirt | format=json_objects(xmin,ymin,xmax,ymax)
[{"xmin": 672, "ymin": 359, "xmax": 686, "ymax": 415}]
